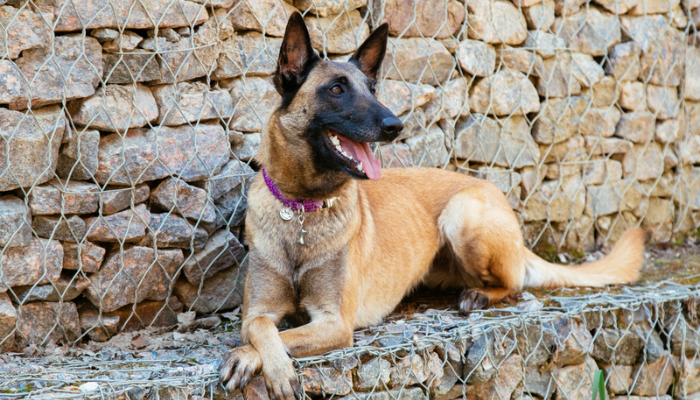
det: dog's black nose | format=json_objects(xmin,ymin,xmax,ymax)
[{"xmin": 382, "ymin": 117, "xmax": 403, "ymax": 136}]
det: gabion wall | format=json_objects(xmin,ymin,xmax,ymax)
[{"xmin": 0, "ymin": 0, "xmax": 698, "ymax": 349}]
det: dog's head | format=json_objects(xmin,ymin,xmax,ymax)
[{"xmin": 262, "ymin": 12, "xmax": 402, "ymax": 187}]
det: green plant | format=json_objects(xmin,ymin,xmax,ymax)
[{"xmin": 592, "ymin": 370, "xmax": 606, "ymax": 400}]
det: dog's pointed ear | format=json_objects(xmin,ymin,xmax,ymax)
[
  {"xmin": 350, "ymin": 23, "xmax": 389, "ymax": 82},
  {"xmin": 274, "ymin": 12, "xmax": 319, "ymax": 95}
]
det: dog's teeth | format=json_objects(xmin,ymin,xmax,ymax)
[
  {"xmin": 358, "ymin": 162, "xmax": 364, "ymax": 172},
  {"xmin": 330, "ymin": 135, "xmax": 340, "ymax": 146}
]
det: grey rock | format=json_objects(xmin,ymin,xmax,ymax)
[
  {"xmin": 78, "ymin": 304, "xmax": 120, "ymax": 342},
  {"xmin": 555, "ymin": 8, "xmax": 621, "ymax": 56},
  {"xmin": 91, "ymin": 28, "xmax": 120, "ymax": 41},
  {"xmin": 522, "ymin": 174, "xmax": 585, "ymax": 222},
  {"xmin": 203, "ymin": 185, "xmax": 249, "ymax": 232},
  {"xmin": 0, "ymin": 238, "xmax": 63, "ymax": 291},
  {"xmin": 0, "ymin": 195, "xmax": 31, "ymax": 248},
  {"xmin": 373, "ymin": 0, "xmax": 464, "ymax": 39},
  {"xmin": 423, "ymin": 77, "xmax": 470, "ymax": 121},
  {"xmin": 356, "ymin": 357, "xmax": 391, "ymax": 391},
  {"xmin": 629, "ymin": 0, "xmax": 681, "ymax": 14},
  {"xmin": 536, "ymin": 55, "xmax": 582, "ymax": 98},
  {"xmin": 583, "ymin": 159, "xmax": 622, "ymax": 185},
  {"xmin": 532, "ymin": 96, "xmax": 587, "ymax": 144},
  {"xmin": 85, "ymin": 246, "xmax": 184, "ymax": 312},
  {"xmin": 28, "ymin": 179, "xmax": 100, "ymax": 215},
  {"xmin": 384, "ymin": 37, "xmax": 454, "ymax": 85},
  {"xmin": 615, "ymin": 112, "xmax": 656, "ymax": 144},
  {"xmin": 199, "ymin": 159, "xmax": 256, "ymax": 201},
  {"xmin": 523, "ymin": 1, "xmax": 555, "ymax": 30},
  {"xmin": 570, "ymin": 52, "xmax": 604, "ymax": 87},
  {"xmin": 294, "ymin": 0, "xmax": 365, "ymax": 16},
  {"xmin": 553, "ymin": 357, "xmax": 598, "ymax": 400},
  {"xmin": 57, "ymin": 129, "xmax": 100, "ymax": 180},
  {"xmin": 469, "ymin": 70, "xmax": 540, "ymax": 116},
  {"xmin": 454, "ymin": 114, "xmax": 539, "ymax": 168},
  {"xmin": 376, "ymin": 80, "xmax": 436, "ymax": 117},
  {"xmin": 605, "ymin": 42, "xmax": 641, "ymax": 82},
  {"xmin": 155, "ymin": 15, "xmax": 220, "ymax": 83},
  {"xmin": 622, "ymin": 142, "xmax": 664, "ymax": 181},
  {"xmin": 14, "ymin": 273, "xmax": 90, "ymax": 302},
  {"xmin": 380, "ymin": 143, "xmax": 414, "ymax": 168},
  {"xmin": 0, "ymin": 292, "xmax": 16, "ymax": 350},
  {"xmin": 214, "ymin": 32, "xmax": 281, "ymax": 79},
  {"xmin": 497, "ymin": 47, "xmax": 544, "ymax": 77},
  {"xmin": 646, "ymin": 84, "xmax": 679, "ymax": 120},
  {"xmin": 13, "ymin": 35, "xmax": 102, "ymax": 109},
  {"xmin": 102, "ymin": 53, "xmax": 161, "ymax": 84},
  {"xmin": 581, "ymin": 107, "xmax": 621, "ymax": 138},
  {"xmin": 103, "ymin": 31, "xmax": 143, "ymax": 52},
  {"xmin": 84, "ymin": 204, "xmax": 150, "ymax": 243},
  {"xmin": 69, "ymin": 84, "xmax": 158, "ymax": 132},
  {"xmin": 525, "ymin": 30, "xmax": 565, "ymax": 58},
  {"xmin": 467, "ymin": 0, "xmax": 527, "ymax": 45},
  {"xmin": 229, "ymin": 0, "xmax": 298, "ymax": 37},
  {"xmin": 621, "ymin": 15, "xmax": 684, "ymax": 86},
  {"xmin": 151, "ymin": 178, "xmax": 216, "ymax": 224},
  {"xmin": 62, "ymin": 241, "xmax": 106, "ymax": 273},
  {"xmin": 32, "ymin": 215, "xmax": 86, "ymax": 243},
  {"xmin": 0, "ymin": 6, "xmax": 52, "ymax": 59},
  {"xmin": 16, "ymin": 302, "xmax": 80, "ymax": 346},
  {"xmin": 95, "ymin": 122, "xmax": 228, "ymax": 185},
  {"xmin": 230, "ymin": 131, "xmax": 261, "ymax": 162},
  {"xmin": 592, "ymin": 328, "xmax": 645, "ymax": 365},
  {"xmin": 523, "ymin": 366, "xmax": 555, "ymax": 398},
  {"xmin": 99, "ymin": 184, "xmax": 150, "ymax": 215},
  {"xmin": 181, "ymin": 229, "xmax": 245, "ymax": 284},
  {"xmin": 457, "ymin": 39, "xmax": 496, "ymax": 77},
  {"xmin": 390, "ymin": 352, "xmax": 442, "ymax": 387},
  {"xmin": 0, "ymin": 106, "xmax": 66, "ymax": 191},
  {"xmin": 305, "ymin": 9, "xmax": 369, "ymax": 54},
  {"xmin": 174, "ymin": 263, "xmax": 246, "ymax": 313},
  {"xmin": 138, "ymin": 213, "xmax": 208, "ymax": 249},
  {"xmin": 603, "ymin": 364, "xmax": 633, "ymax": 395},
  {"xmin": 0, "ymin": 59, "xmax": 24, "ymax": 106},
  {"xmin": 586, "ymin": 180, "xmax": 643, "ymax": 216},
  {"xmin": 152, "ymin": 82, "xmax": 233, "ymax": 126},
  {"xmin": 630, "ymin": 352, "xmax": 674, "ymax": 396},
  {"xmin": 405, "ymin": 126, "xmax": 449, "ymax": 168},
  {"xmin": 227, "ymin": 77, "xmax": 280, "ymax": 132},
  {"xmin": 685, "ymin": 46, "xmax": 700, "ymax": 101}
]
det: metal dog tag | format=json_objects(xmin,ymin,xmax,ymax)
[{"xmin": 279, "ymin": 207, "xmax": 294, "ymax": 221}]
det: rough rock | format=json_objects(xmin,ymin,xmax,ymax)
[
  {"xmin": 424, "ymin": 77, "xmax": 470, "ymax": 120},
  {"xmin": 380, "ymin": 143, "xmax": 414, "ymax": 168},
  {"xmin": 467, "ymin": 0, "xmax": 528, "ymax": 45},
  {"xmin": 175, "ymin": 263, "xmax": 246, "ymax": 313},
  {"xmin": 199, "ymin": 159, "xmax": 255, "ymax": 201},
  {"xmin": 0, "ymin": 195, "xmax": 32, "ymax": 248},
  {"xmin": 155, "ymin": 15, "xmax": 220, "ymax": 83},
  {"xmin": 554, "ymin": 8, "xmax": 621, "ymax": 56},
  {"xmin": 32, "ymin": 215, "xmax": 86, "ymax": 243},
  {"xmin": 464, "ymin": 355, "xmax": 522, "ymax": 400},
  {"xmin": 498, "ymin": 47, "xmax": 544, "ymax": 77},
  {"xmin": 554, "ymin": 0, "xmax": 588, "ymax": 15},
  {"xmin": 523, "ymin": 1, "xmax": 555, "ymax": 30},
  {"xmin": 655, "ymin": 119, "xmax": 680, "ymax": 144},
  {"xmin": 454, "ymin": 114, "xmax": 539, "ymax": 168},
  {"xmin": 631, "ymin": 352, "xmax": 674, "ymax": 396},
  {"xmin": 570, "ymin": 52, "xmax": 604, "ymax": 87},
  {"xmin": 0, "ymin": 292, "xmax": 16, "ymax": 350},
  {"xmin": 585, "ymin": 75, "xmax": 617, "ymax": 108},
  {"xmin": 377, "ymin": 80, "xmax": 436, "ymax": 117},
  {"xmin": 593, "ymin": 0, "xmax": 638, "ymax": 13},
  {"xmin": 532, "ymin": 96, "xmax": 587, "ymax": 144},
  {"xmin": 621, "ymin": 15, "xmax": 684, "ymax": 86},
  {"xmin": 227, "ymin": 77, "xmax": 280, "ymax": 132},
  {"xmin": 151, "ymin": 178, "xmax": 216, "ymax": 224},
  {"xmin": 618, "ymin": 81, "xmax": 646, "ymax": 111},
  {"xmin": 57, "ymin": 129, "xmax": 100, "ymax": 181},
  {"xmin": 536, "ymin": 55, "xmax": 582, "ymax": 97},
  {"xmin": 553, "ymin": 357, "xmax": 598, "ymax": 400},
  {"xmin": 13, "ymin": 35, "xmax": 102, "ymax": 109},
  {"xmin": 622, "ymin": 142, "xmax": 664, "ymax": 181},
  {"xmin": 525, "ymin": 30, "xmax": 565, "ymax": 58},
  {"xmin": 152, "ymin": 82, "xmax": 233, "ymax": 126},
  {"xmin": 0, "ymin": 238, "xmax": 63, "ymax": 291},
  {"xmin": 306, "ymin": 9, "xmax": 370, "ymax": 54},
  {"xmin": 356, "ymin": 357, "xmax": 392, "ymax": 391},
  {"xmin": 14, "ymin": 274, "xmax": 89, "ymax": 302},
  {"xmin": 605, "ymin": 42, "xmax": 641, "ymax": 81},
  {"xmin": 85, "ymin": 246, "xmax": 184, "ymax": 312},
  {"xmin": 585, "ymin": 137, "xmax": 634, "ymax": 157},
  {"xmin": 390, "ymin": 352, "xmax": 442, "ymax": 387},
  {"xmin": 214, "ymin": 32, "xmax": 282, "ymax": 79},
  {"xmin": 0, "ymin": 60, "xmax": 25, "ymax": 106},
  {"xmin": 685, "ymin": 46, "xmax": 700, "ymax": 101},
  {"xmin": 615, "ymin": 112, "xmax": 656, "ymax": 144},
  {"xmin": 646, "ymin": 84, "xmax": 679, "ymax": 120},
  {"xmin": 0, "ymin": 5, "xmax": 52, "ymax": 59},
  {"xmin": 230, "ymin": 0, "xmax": 298, "ymax": 37},
  {"xmin": 641, "ymin": 197, "xmax": 674, "ymax": 241},
  {"xmin": 301, "ymin": 366, "xmax": 352, "ymax": 396},
  {"xmin": 469, "ymin": 70, "xmax": 540, "ymax": 116},
  {"xmin": 28, "ymin": 180, "xmax": 100, "ymax": 216},
  {"xmin": 181, "ymin": 229, "xmax": 246, "ymax": 284},
  {"xmin": 102, "ymin": 53, "xmax": 161, "ymax": 84},
  {"xmin": 586, "ymin": 180, "xmax": 643, "ymax": 216},
  {"xmin": 95, "ymin": 123, "xmax": 228, "ymax": 185},
  {"xmin": 522, "ymin": 174, "xmax": 585, "ymax": 222},
  {"xmin": 604, "ymin": 364, "xmax": 633, "ymax": 395},
  {"xmin": 102, "ymin": 31, "xmax": 143, "ymax": 52},
  {"xmin": 630, "ymin": 0, "xmax": 681, "ymax": 14},
  {"xmin": 584, "ymin": 159, "xmax": 623, "ymax": 185},
  {"xmin": 0, "ymin": 106, "xmax": 66, "ymax": 191},
  {"xmin": 36, "ymin": 0, "xmax": 209, "ymax": 31},
  {"xmin": 16, "ymin": 302, "xmax": 80, "ymax": 346},
  {"xmin": 457, "ymin": 39, "xmax": 496, "ymax": 77},
  {"xmin": 581, "ymin": 107, "xmax": 622, "ymax": 138},
  {"xmin": 203, "ymin": 183, "xmax": 249, "ymax": 232},
  {"xmin": 405, "ymin": 126, "xmax": 449, "ymax": 167},
  {"xmin": 294, "ymin": 0, "xmax": 365, "ymax": 17},
  {"xmin": 69, "ymin": 84, "xmax": 158, "ymax": 132},
  {"xmin": 230, "ymin": 131, "xmax": 261, "ymax": 162},
  {"xmin": 99, "ymin": 184, "xmax": 150, "ymax": 215},
  {"xmin": 78, "ymin": 304, "xmax": 120, "ymax": 342},
  {"xmin": 62, "ymin": 241, "xmax": 106, "ymax": 273},
  {"xmin": 109, "ymin": 297, "xmax": 183, "ymax": 332},
  {"xmin": 138, "ymin": 213, "xmax": 208, "ymax": 249},
  {"xmin": 84, "ymin": 204, "xmax": 150, "ymax": 243},
  {"xmin": 374, "ymin": 0, "xmax": 465, "ymax": 39},
  {"xmin": 384, "ymin": 38, "xmax": 454, "ymax": 85}
]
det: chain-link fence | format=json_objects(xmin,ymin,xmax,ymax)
[{"xmin": 0, "ymin": 0, "xmax": 699, "ymax": 397}]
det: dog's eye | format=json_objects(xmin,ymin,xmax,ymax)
[
  {"xmin": 330, "ymin": 84, "xmax": 343, "ymax": 95},
  {"xmin": 370, "ymin": 83, "xmax": 376, "ymax": 95}
]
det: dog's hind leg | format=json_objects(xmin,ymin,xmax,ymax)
[{"xmin": 438, "ymin": 183, "xmax": 526, "ymax": 314}]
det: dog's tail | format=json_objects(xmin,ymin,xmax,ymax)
[{"xmin": 523, "ymin": 228, "xmax": 647, "ymax": 289}]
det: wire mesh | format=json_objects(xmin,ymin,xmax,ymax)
[{"xmin": 0, "ymin": 0, "xmax": 698, "ymax": 397}]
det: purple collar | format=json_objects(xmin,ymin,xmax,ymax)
[{"xmin": 262, "ymin": 168, "xmax": 327, "ymax": 212}]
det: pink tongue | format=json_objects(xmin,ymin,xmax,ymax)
[{"xmin": 337, "ymin": 135, "xmax": 382, "ymax": 180}]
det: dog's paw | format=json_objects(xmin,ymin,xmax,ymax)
[
  {"xmin": 262, "ymin": 357, "xmax": 301, "ymax": 400},
  {"xmin": 219, "ymin": 345, "xmax": 262, "ymax": 392},
  {"xmin": 459, "ymin": 289, "xmax": 489, "ymax": 314}
]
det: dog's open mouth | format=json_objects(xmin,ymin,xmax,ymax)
[{"xmin": 325, "ymin": 130, "xmax": 382, "ymax": 180}]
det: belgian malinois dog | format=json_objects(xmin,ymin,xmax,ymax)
[{"xmin": 219, "ymin": 12, "xmax": 646, "ymax": 399}]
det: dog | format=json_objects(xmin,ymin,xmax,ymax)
[{"xmin": 219, "ymin": 12, "xmax": 646, "ymax": 399}]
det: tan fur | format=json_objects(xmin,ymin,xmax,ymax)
[{"xmin": 218, "ymin": 19, "xmax": 647, "ymax": 399}]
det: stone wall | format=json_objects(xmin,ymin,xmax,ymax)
[{"xmin": 0, "ymin": 0, "xmax": 698, "ymax": 347}]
